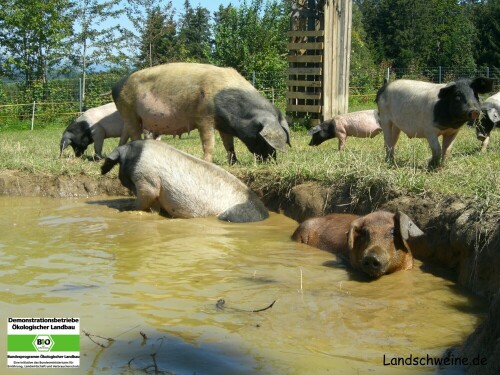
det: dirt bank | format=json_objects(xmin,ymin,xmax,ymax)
[
  {"xmin": 0, "ymin": 168, "xmax": 499, "ymax": 372},
  {"xmin": 0, "ymin": 169, "xmax": 129, "ymax": 197}
]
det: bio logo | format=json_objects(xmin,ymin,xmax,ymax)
[{"xmin": 32, "ymin": 335, "xmax": 54, "ymax": 352}]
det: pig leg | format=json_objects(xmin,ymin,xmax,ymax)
[
  {"xmin": 198, "ymin": 122, "xmax": 215, "ymax": 163},
  {"xmin": 119, "ymin": 115, "xmax": 141, "ymax": 146},
  {"xmin": 441, "ymin": 132, "xmax": 458, "ymax": 164},
  {"xmin": 337, "ymin": 131, "xmax": 347, "ymax": 151},
  {"xmin": 480, "ymin": 136, "xmax": 490, "ymax": 152},
  {"xmin": 426, "ymin": 134, "xmax": 442, "ymax": 169},
  {"xmin": 370, "ymin": 128, "xmax": 382, "ymax": 138},
  {"xmin": 219, "ymin": 131, "xmax": 238, "ymax": 164},
  {"xmin": 382, "ymin": 123, "xmax": 400, "ymax": 163},
  {"xmin": 134, "ymin": 182, "xmax": 159, "ymax": 212},
  {"xmin": 92, "ymin": 126, "xmax": 105, "ymax": 160}
]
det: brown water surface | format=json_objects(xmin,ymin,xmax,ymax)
[{"xmin": 0, "ymin": 196, "xmax": 487, "ymax": 374}]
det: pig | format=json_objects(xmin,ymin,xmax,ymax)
[
  {"xmin": 308, "ymin": 109, "xmax": 382, "ymax": 150},
  {"xmin": 59, "ymin": 102, "xmax": 124, "ymax": 159},
  {"xmin": 376, "ymin": 77, "xmax": 494, "ymax": 169},
  {"xmin": 111, "ymin": 62, "xmax": 291, "ymax": 164},
  {"xmin": 100, "ymin": 140, "xmax": 269, "ymax": 222},
  {"xmin": 468, "ymin": 92, "xmax": 500, "ymax": 152},
  {"xmin": 292, "ymin": 210, "xmax": 425, "ymax": 278}
]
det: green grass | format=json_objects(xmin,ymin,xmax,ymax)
[{"xmin": 0, "ymin": 123, "xmax": 499, "ymax": 208}]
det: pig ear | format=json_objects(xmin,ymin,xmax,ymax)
[
  {"xmin": 308, "ymin": 125, "xmax": 321, "ymax": 135},
  {"xmin": 438, "ymin": 82, "xmax": 456, "ymax": 99},
  {"xmin": 59, "ymin": 133, "xmax": 73, "ymax": 156},
  {"xmin": 347, "ymin": 217, "xmax": 363, "ymax": 250},
  {"xmin": 260, "ymin": 122, "xmax": 288, "ymax": 152},
  {"xmin": 486, "ymin": 107, "xmax": 500, "ymax": 123},
  {"xmin": 395, "ymin": 210, "xmax": 424, "ymax": 241},
  {"xmin": 100, "ymin": 147, "xmax": 122, "ymax": 175},
  {"xmin": 471, "ymin": 77, "xmax": 494, "ymax": 94},
  {"xmin": 279, "ymin": 117, "xmax": 291, "ymax": 146}
]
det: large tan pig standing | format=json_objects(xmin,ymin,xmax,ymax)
[{"xmin": 112, "ymin": 62, "xmax": 290, "ymax": 164}]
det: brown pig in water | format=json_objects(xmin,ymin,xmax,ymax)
[
  {"xmin": 292, "ymin": 211, "xmax": 425, "ymax": 278},
  {"xmin": 101, "ymin": 140, "xmax": 269, "ymax": 223},
  {"xmin": 112, "ymin": 62, "xmax": 290, "ymax": 164}
]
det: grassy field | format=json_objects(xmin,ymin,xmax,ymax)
[{"xmin": 0, "ymin": 120, "xmax": 499, "ymax": 210}]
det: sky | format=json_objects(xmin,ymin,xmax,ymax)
[
  {"xmin": 117, "ymin": 0, "xmax": 236, "ymax": 26},
  {"xmin": 170, "ymin": 0, "xmax": 235, "ymax": 15}
]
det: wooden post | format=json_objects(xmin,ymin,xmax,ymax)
[
  {"xmin": 323, "ymin": 0, "xmax": 352, "ymax": 119},
  {"xmin": 31, "ymin": 101, "xmax": 36, "ymax": 130}
]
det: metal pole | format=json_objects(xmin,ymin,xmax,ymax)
[
  {"xmin": 79, "ymin": 78, "xmax": 82, "ymax": 113},
  {"xmin": 252, "ymin": 71, "xmax": 256, "ymax": 87},
  {"xmin": 31, "ymin": 101, "xmax": 35, "ymax": 130},
  {"xmin": 439, "ymin": 66, "xmax": 442, "ymax": 84},
  {"xmin": 486, "ymin": 66, "xmax": 490, "ymax": 78},
  {"xmin": 386, "ymin": 68, "xmax": 390, "ymax": 82}
]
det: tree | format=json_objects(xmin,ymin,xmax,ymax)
[
  {"xmin": 355, "ymin": 0, "xmax": 476, "ymax": 69},
  {"xmin": 177, "ymin": 0, "xmax": 211, "ymax": 62},
  {"xmin": 137, "ymin": 3, "xmax": 178, "ymax": 68},
  {"xmin": 212, "ymin": 0, "xmax": 290, "ymax": 83},
  {"xmin": 125, "ymin": 0, "xmax": 176, "ymax": 68},
  {"xmin": 0, "ymin": 0, "xmax": 73, "ymax": 82},
  {"xmin": 467, "ymin": 0, "xmax": 500, "ymax": 68},
  {"xmin": 420, "ymin": 0, "xmax": 476, "ymax": 67},
  {"xmin": 72, "ymin": 0, "xmax": 126, "ymax": 102},
  {"xmin": 350, "ymin": 2, "xmax": 378, "ymax": 92}
]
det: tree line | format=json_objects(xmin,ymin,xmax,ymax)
[
  {"xmin": 0, "ymin": 0, "xmax": 498, "ymax": 96},
  {"xmin": 354, "ymin": 0, "xmax": 499, "ymax": 71}
]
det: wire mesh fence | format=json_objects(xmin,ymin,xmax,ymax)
[{"xmin": 1, "ymin": 66, "xmax": 498, "ymax": 130}]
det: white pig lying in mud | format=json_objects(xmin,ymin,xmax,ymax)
[{"xmin": 101, "ymin": 140, "xmax": 269, "ymax": 222}]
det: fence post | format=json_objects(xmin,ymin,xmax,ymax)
[
  {"xmin": 79, "ymin": 78, "xmax": 82, "ymax": 113},
  {"xmin": 31, "ymin": 101, "xmax": 36, "ymax": 130},
  {"xmin": 252, "ymin": 71, "xmax": 256, "ymax": 87},
  {"xmin": 271, "ymin": 87, "xmax": 275, "ymax": 104},
  {"xmin": 439, "ymin": 66, "xmax": 442, "ymax": 84},
  {"xmin": 486, "ymin": 66, "xmax": 490, "ymax": 78}
]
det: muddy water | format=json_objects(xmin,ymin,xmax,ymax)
[{"xmin": 0, "ymin": 196, "xmax": 487, "ymax": 374}]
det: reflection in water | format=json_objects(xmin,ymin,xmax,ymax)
[{"xmin": 0, "ymin": 196, "xmax": 487, "ymax": 374}]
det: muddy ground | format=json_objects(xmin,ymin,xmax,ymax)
[{"xmin": 1, "ymin": 169, "xmax": 499, "ymax": 373}]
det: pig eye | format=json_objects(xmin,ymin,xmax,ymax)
[{"xmin": 359, "ymin": 227, "xmax": 369, "ymax": 241}]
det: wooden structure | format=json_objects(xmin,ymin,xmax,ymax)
[{"xmin": 287, "ymin": 0, "xmax": 352, "ymax": 125}]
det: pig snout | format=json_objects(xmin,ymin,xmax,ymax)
[
  {"xmin": 360, "ymin": 248, "xmax": 389, "ymax": 278},
  {"xmin": 468, "ymin": 106, "xmax": 481, "ymax": 121},
  {"xmin": 476, "ymin": 132, "xmax": 487, "ymax": 141},
  {"xmin": 309, "ymin": 133, "xmax": 323, "ymax": 146}
]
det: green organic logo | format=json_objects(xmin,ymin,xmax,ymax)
[{"xmin": 32, "ymin": 335, "xmax": 54, "ymax": 352}]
